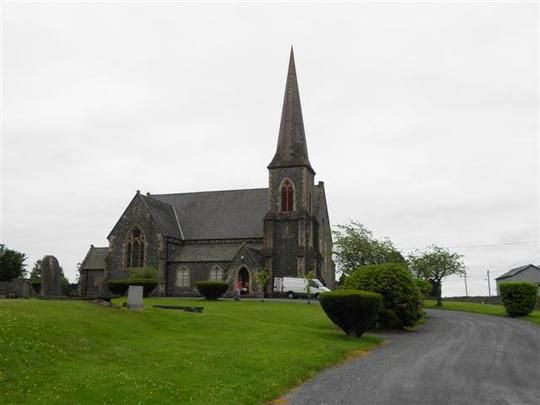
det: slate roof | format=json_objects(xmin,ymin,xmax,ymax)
[
  {"xmin": 268, "ymin": 47, "xmax": 314, "ymax": 174},
  {"xmin": 80, "ymin": 246, "xmax": 108, "ymax": 270},
  {"xmin": 140, "ymin": 194, "xmax": 182, "ymax": 239},
  {"xmin": 495, "ymin": 264, "xmax": 540, "ymax": 280},
  {"xmin": 169, "ymin": 244, "xmax": 262, "ymax": 262},
  {"xmin": 245, "ymin": 246, "xmax": 265, "ymax": 268},
  {"xmin": 149, "ymin": 188, "xmax": 268, "ymax": 240}
]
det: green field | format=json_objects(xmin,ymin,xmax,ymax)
[
  {"xmin": 425, "ymin": 300, "xmax": 540, "ymax": 325},
  {"xmin": 0, "ymin": 298, "xmax": 381, "ymax": 404}
]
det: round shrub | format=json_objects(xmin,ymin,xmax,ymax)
[
  {"xmin": 107, "ymin": 280, "xmax": 129, "ymax": 296},
  {"xmin": 499, "ymin": 282, "xmax": 538, "ymax": 317},
  {"xmin": 319, "ymin": 289, "xmax": 383, "ymax": 338},
  {"xmin": 196, "ymin": 281, "xmax": 229, "ymax": 300},
  {"xmin": 128, "ymin": 279, "xmax": 158, "ymax": 297},
  {"xmin": 344, "ymin": 263, "xmax": 423, "ymax": 329}
]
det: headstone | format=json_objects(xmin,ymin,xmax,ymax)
[
  {"xmin": 127, "ymin": 285, "xmax": 144, "ymax": 310},
  {"xmin": 40, "ymin": 255, "xmax": 62, "ymax": 296}
]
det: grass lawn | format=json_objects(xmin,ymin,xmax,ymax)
[
  {"xmin": 0, "ymin": 298, "xmax": 381, "ymax": 404},
  {"xmin": 425, "ymin": 299, "xmax": 540, "ymax": 325}
]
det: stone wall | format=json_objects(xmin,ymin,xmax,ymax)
[
  {"xmin": 166, "ymin": 261, "xmax": 229, "ymax": 296},
  {"xmin": 106, "ymin": 194, "xmax": 166, "ymax": 293},
  {"xmin": 80, "ymin": 269, "xmax": 105, "ymax": 296},
  {"xmin": 0, "ymin": 279, "xmax": 33, "ymax": 298},
  {"xmin": 268, "ymin": 167, "xmax": 314, "ymax": 214}
]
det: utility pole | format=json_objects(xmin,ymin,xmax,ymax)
[
  {"xmin": 487, "ymin": 270, "xmax": 491, "ymax": 297},
  {"xmin": 463, "ymin": 271, "xmax": 469, "ymax": 297}
]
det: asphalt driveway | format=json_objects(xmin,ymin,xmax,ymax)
[{"xmin": 285, "ymin": 309, "xmax": 540, "ymax": 405}]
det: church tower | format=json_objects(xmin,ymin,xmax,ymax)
[{"xmin": 263, "ymin": 48, "xmax": 320, "ymax": 282}]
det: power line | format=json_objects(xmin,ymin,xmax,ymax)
[
  {"xmin": 401, "ymin": 240, "xmax": 538, "ymax": 251},
  {"xmin": 447, "ymin": 240, "xmax": 538, "ymax": 249}
]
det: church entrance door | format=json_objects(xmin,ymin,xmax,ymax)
[{"xmin": 238, "ymin": 268, "xmax": 250, "ymax": 295}]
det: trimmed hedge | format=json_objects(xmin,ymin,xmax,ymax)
[
  {"xmin": 107, "ymin": 280, "xmax": 130, "ymax": 296},
  {"xmin": 107, "ymin": 279, "xmax": 158, "ymax": 297},
  {"xmin": 319, "ymin": 289, "xmax": 383, "ymax": 338},
  {"xmin": 128, "ymin": 279, "xmax": 158, "ymax": 297},
  {"xmin": 196, "ymin": 281, "xmax": 229, "ymax": 300},
  {"xmin": 344, "ymin": 263, "xmax": 423, "ymax": 329},
  {"xmin": 499, "ymin": 282, "xmax": 538, "ymax": 317}
]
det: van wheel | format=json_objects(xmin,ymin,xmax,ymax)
[{"xmin": 287, "ymin": 291, "xmax": 295, "ymax": 299}]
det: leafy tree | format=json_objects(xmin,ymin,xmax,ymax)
[
  {"xmin": 408, "ymin": 245, "xmax": 466, "ymax": 306},
  {"xmin": 30, "ymin": 259, "xmax": 42, "ymax": 279},
  {"xmin": 305, "ymin": 271, "xmax": 315, "ymax": 304},
  {"xmin": 0, "ymin": 244, "xmax": 27, "ymax": 281},
  {"xmin": 333, "ymin": 221, "xmax": 405, "ymax": 276},
  {"xmin": 254, "ymin": 270, "xmax": 270, "ymax": 302}
]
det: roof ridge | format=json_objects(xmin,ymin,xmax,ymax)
[{"xmin": 150, "ymin": 187, "xmax": 268, "ymax": 197}]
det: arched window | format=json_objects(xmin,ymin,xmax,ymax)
[
  {"xmin": 281, "ymin": 179, "xmax": 294, "ymax": 212},
  {"xmin": 126, "ymin": 226, "xmax": 145, "ymax": 268},
  {"xmin": 209, "ymin": 265, "xmax": 223, "ymax": 281},
  {"xmin": 176, "ymin": 266, "xmax": 190, "ymax": 287}
]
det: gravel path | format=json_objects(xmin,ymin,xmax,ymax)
[{"xmin": 284, "ymin": 309, "xmax": 540, "ymax": 405}]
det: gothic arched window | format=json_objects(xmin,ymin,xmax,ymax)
[
  {"xmin": 176, "ymin": 266, "xmax": 190, "ymax": 287},
  {"xmin": 209, "ymin": 265, "xmax": 223, "ymax": 281},
  {"xmin": 126, "ymin": 226, "xmax": 145, "ymax": 268},
  {"xmin": 281, "ymin": 179, "xmax": 294, "ymax": 212}
]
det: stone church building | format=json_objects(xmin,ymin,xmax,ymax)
[{"xmin": 80, "ymin": 50, "xmax": 335, "ymax": 297}]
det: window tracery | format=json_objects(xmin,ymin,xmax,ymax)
[
  {"xmin": 126, "ymin": 226, "xmax": 145, "ymax": 268},
  {"xmin": 280, "ymin": 179, "xmax": 294, "ymax": 212}
]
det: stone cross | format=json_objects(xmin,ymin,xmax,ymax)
[{"xmin": 40, "ymin": 255, "xmax": 62, "ymax": 296}]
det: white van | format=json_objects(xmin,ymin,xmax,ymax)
[{"xmin": 274, "ymin": 277, "xmax": 331, "ymax": 299}]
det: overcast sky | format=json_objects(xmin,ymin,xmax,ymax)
[{"xmin": 2, "ymin": 1, "xmax": 538, "ymax": 296}]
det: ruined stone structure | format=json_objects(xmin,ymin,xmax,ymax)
[{"xmin": 79, "ymin": 49, "xmax": 335, "ymax": 297}]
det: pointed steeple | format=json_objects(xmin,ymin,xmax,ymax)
[{"xmin": 268, "ymin": 47, "xmax": 315, "ymax": 174}]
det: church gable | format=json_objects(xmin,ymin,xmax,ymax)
[{"xmin": 106, "ymin": 192, "xmax": 167, "ymax": 281}]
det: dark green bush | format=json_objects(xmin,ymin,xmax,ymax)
[
  {"xmin": 128, "ymin": 279, "xmax": 158, "ymax": 297},
  {"xmin": 128, "ymin": 267, "xmax": 159, "ymax": 280},
  {"xmin": 415, "ymin": 278, "xmax": 433, "ymax": 298},
  {"xmin": 319, "ymin": 289, "xmax": 383, "ymax": 338},
  {"xmin": 120, "ymin": 267, "xmax": 160, "ymax": 297},
  {"xmin": 196, "ymin": 281, "xmax": 229, "ymax": 300},
  {"xmin": 107, "ymin": 280, "xmax": 130, "ymax": 296},
  {"xmin": 30, "ymin": 280, "xmax": 41, "ymax": 294},
  {"xmin": 499, "ymin": 282, "xmax": 538, "ymax": 317},
  {"xmin": 344, "ymin": 263, "xmax": 423, "ymax": 328}
]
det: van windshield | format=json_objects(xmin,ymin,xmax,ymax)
[{"xmin": 312, "ymin": 279, "xmax": 323, "ymax": 287}]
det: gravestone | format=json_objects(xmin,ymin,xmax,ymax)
[
  {"xmin": 127, "ymin": 285, "xmax": 144, "ymax": 310},
  {"xmin": 40, "ymin": 255, "xmax": 62, "ymax": 296}
]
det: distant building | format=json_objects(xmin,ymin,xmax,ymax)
[
  {"xmin": 495, "ymin": 264, "xmax": 540, "ymax": 296},
  {"xmin": 79, "ymin": 49, "xmax": 335, "ymax": 296}
]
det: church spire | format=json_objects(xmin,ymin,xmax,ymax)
[{"xmin": 268, "ymin": 47, "xmax": 315, "ymax": 174}]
